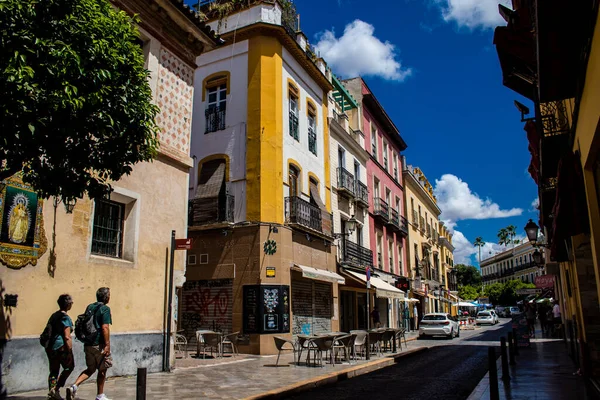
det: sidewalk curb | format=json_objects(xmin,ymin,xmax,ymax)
[{"xmin": 245, "ymin": 346, "xmax": 429, "ymax": 400}]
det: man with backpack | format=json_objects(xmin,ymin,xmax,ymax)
[
  {"xmin": 67, "ymin": 288, "xmax": 112, "ymax": 400},
  {"xmin": 41, "ymin": 294, "xmax": 75, "ymax": 400}
]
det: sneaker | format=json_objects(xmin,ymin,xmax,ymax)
[
  {"xmin": 48, "ymin": 389, "xmax": 64, "ymax": 400},
  {"xmin": 66, "ymin": 385, "xmax": 77, "ymax": 400},
  {"xmin": 95, "ymin": 395, "xmax": 112, "ymax": 400}
]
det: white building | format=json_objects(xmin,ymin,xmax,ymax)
[{"xmin": 481, "ymin": 241, "xmax": 546, "ymax": 285}]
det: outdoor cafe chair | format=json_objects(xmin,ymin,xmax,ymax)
[
  {"xmin": 332, "ymin": 334, "xmax": 355, "ymax": 364},
  {"xmin": 273, "ymin": 336, "xmax": 297, "ymax": 366},
  {"xmin": 174, "ymin": 333, "xmax": 188, "ymax": 359},
  {"xmin": 296, "ymin": 335, "xmax": 316, "ymax": 365},
  {"xmin": 222, "ymin": 331, "xmax": 241, "ymax": 357},
  {"xmin": 199, "ymin": 332, "xmax": 223, "ymax": 359},
  {"xmin": 397, "ymin": 328, "xmax": 408, "ymax": 350},
  {"xmin": 368, "ymin": 331, "xmax": 384, "ymax": 357},
  {"xmin": 380, "ymin": 330, "xmax": 395, "ymax": 352},
  {"xmin": 350, "ymin": 330, "xmax": 368, "ymax": 360},
  {"xmin": 308, "ymin": 335, "xmax": 335, "ymax": 367}
]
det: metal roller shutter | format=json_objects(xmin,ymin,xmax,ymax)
[
  {"xmin": 181, "ymin": 279, "xmax": 233, "ymax": 345},
  {"xmin": 291, "ymin": 279, "xmax": 332, "ymax": 336}
]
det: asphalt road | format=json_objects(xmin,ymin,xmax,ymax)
[{"xmin": 287, "ymin": 319, "xmax": 514, "ymax": 400}]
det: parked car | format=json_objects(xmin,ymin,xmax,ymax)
[
  {"xmin": 476, "ymin": 311, "xmax": 496, "ymax": 325},
  {"xmin": 419, "ymin": 313, "xmax": 460, "ymax": 339},
  {"xmin": 495, "ymin": 306, "xmax": 506, "ymax": 317},
  {"xmin": 509, "ymin": 306, "xmax": 521, "ymax": 316}
]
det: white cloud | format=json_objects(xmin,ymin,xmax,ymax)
[
  {"xmin": 451, "ymin": 230, "xmax": 477, "ymax": 265},
  {"xmin": 315, "ymin": 20, "xmax": 412, "ymax": 81},
  {"xmin": 434, "ymin": 174, "xmax": 523, "ymax": 227},
  {"xmin": 530, "ymin": 197, "xmax": 540, "ymax": 212},
  {"xmin": 434, "ymin": 0, "xmax": 512, "ymax": 30}
]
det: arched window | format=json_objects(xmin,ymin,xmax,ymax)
[{"xmin": 289, "ymin": 165, "xmax": 300, "ymax": 197}]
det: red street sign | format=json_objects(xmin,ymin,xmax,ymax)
[
  {"xmin": 175, "ymin": 238, "xmax": 193, "ymax": 250},
  {"xmin": 535, "ymin": 274, "xmax": 555, "ymax": 288},
  {"xmin": 366, "ymin": 266, "xmax": 371, "ymax": 281}
]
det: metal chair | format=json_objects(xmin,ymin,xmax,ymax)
[
  {"xmin": 368, "ymin": 331, "xmax": 384, "ymax": 357},
  {"xmin": 397, "ymin": 328, "xmax": 408, "ymax": 350},
  {"xmin": 174, "ymin": 333, "xmax": 188, "ymax": 359},
  {"xmin": 308, "ymin": 336, "xmax": 335, "ymax": 367},
  {"xmin": 200, "ymin": 332, "xmax": 222, "ymax": 359},
  {"xmin": 221, "ymin": 331, "xmax": 240, "ymax": 357},
  {"xmin": 350, "ymin": 330, "xmax": 368, "ymax": 360},
  {"xmin": 273, "ymin": 336, "xmax": 297, "ymax": 366},
  {"xmin": 380, "ymin": 330, "xmax": 395, "ymax": 352},
  {"xmin": 332, "ymin": 334, "xmax": 355, "ymax": 364}
]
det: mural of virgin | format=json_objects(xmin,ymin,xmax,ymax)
[{"xmin": 8, "ymin": 194, "xmax": 30, "ymax": 244}]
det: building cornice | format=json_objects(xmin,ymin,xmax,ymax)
[
  {"xmin": 218, "ymin": 23, "xmax": 333, "ymax": 92},
  {"xmin": 403, "ymin": 170, "xmax": 441, "ymax": 215}
]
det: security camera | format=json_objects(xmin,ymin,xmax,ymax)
[
  {"xmin": 305, "ymin": 233, "xmax": 312, "ymax": 242},
  {"xmin": 514, "ymin": 100, "xmax": 530, "ymax": 116},
  {"xmin": 222, "ymin": 230, "xmax": 228, "ymax": 237}
]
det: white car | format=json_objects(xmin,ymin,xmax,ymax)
[
  {"xmin": 476, "ymin": 311, "xmax": 497, "ymax": 325},
  {"xmin": 419, "ymin": 313, "xmax": 460, "ymax": 339}
]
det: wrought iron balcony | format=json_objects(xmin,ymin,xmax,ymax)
[
  {"xmin": 337, "ymin": 167, "xmax": 355, "ymax": 197},
  {"xmin": 189, "ymin": 194, "xmax": 234, "ymax": 226},
  {"xmin": 285, "ymin": 196, "xmax": 333, "ymax": 237},
  {"xmin": 205, "ymin": 106, "xmax": 226, "ymax": 134},
  {"xmin": 426, "ymin": 223, "xmax": 431, "ymax": 238},
  {"xmin": 341, "ymin": 239, "xmax": 373, "ymax": 268},
  {"xmin": 388, "ymin": 209, "xmax": 408, "ymax": 236},
  {"xmin": 419, "ymin": 216, "xmax": 425, "ymax": 232},
  {"xmin": 515, "ymin": 261, "xmax": 538, "ymax": 272},
  {"xmin": 356, "ymin": 181, "xmax": 369, "ymax": 207},
  {"xmin": 373, "ymin": 197, "xmax": 389, "ymax": 221}
]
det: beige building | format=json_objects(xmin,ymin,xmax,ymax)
[
  {"xmin": 1, "ymin": 1, "xmax": 218, "ymax": 393},
  {"xmin": 439, "ymin": 222, "xmax": 457, "ymax": 315},
  {"xmin": 402, "ymin": 163, "xmax": 445, "ymax": 316}
]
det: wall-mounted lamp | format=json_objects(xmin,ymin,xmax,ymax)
[{"xmin": 270, "ymin": 225, "xmax": 279, "ymax": 234}]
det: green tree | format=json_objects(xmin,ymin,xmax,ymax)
[
  {"xmin": 497, "ymin": 228, "xmax": 509, "ymax": 247},
  {"xmin": 455, "ymin": 264, "xmax": 482, "ymax": 287},
  {"xmin": 1, "ymin": 0, "xmax": 159, "ymax": 201},
  {"xmin": 506, "ymin": 225, "xmax": 517, "ymax": 247},
  {"xmin": 484, "ymin": 283, "xmax": 504, "ymax": 305},
  {"xmin": 473, "ymin": 237, "xmax": 485, "ymax": 265},
  {"xmin": 458, "ymin": 285, "xmax": 481, "ymax": 301},
  {"xmin": 499, "ymin": 280, "xmax": 536, "ymax": 305}
]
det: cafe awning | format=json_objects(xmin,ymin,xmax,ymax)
[
  {"xmin": 343, "ymin": 270, "xmax": 405, "ymax": 300},
  {"xmin": 292, "ymin": 264, "xmax": 345, "ymax": 284}
]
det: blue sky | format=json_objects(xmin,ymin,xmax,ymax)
[
  {"xmin": 297, "ymin": 0, "xmax": 536, "ymax": 266},
  {"xmin": 188, "ymin": 0, "xmax": 537, "ymax": 266}
]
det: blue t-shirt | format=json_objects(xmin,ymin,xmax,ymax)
[{"xmin": 50, "ymin": 311, "xmax": 73, "ymax": 351}]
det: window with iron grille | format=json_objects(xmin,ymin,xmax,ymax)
[
  {"xmin": 383, "ymin": 141, "xmax": 388, "ymax": 170},
  {"xmin": 206, "ymin": 83, "xmax": 227, "ymax": 133},
  {"xmin": 308, "ymin": 113, "xmax": 317, "ymax": 155},
  {"xmin": 289, "ymin": 95, "xmax": 299, "ymax": 140},
  {"xmin": 91, "ymin": 200, "xmax": 125, "ymax": 258},
  {"xmin": 371, "ymin": 125, "xmax": 377, "ymax": 160}
]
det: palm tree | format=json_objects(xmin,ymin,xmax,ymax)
[
  {"xmin": 506, "ymin": 225, "xmax": 517, "ymax": 247},
  {"xmin": 474, "ymin": 237, "xmax": 485, "ymax": 266},
  {"xmin": 497, "ymin": 228, "xmax": 509, "ymax": 247}
]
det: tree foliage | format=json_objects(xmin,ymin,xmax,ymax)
[
  {"xmin": 458, "ymin": 285, "xmax": 481, "ymax": 301},
  {"xmin": 0, "ymin": 0, "xmax": 159, "ymax": 201},
  {"xmin": 455, "ymin": 264, "xmax": 482, "ymax": 287},
  {"xmin": 484, "ymin": 280, "xmax": 536, "ymax": 305}
]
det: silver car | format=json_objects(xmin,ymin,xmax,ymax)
[
  {"xmin": 476, "ymin": 311, "xmax": 497, "ymax": 325},
  {"xmin": 419, "ymin": 313, "xmax": 460, "ymax": 339}
]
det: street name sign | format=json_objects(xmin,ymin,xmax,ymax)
[{"xmin": 516, "ymin": 288, "xmax": 542, "ymax": 295}]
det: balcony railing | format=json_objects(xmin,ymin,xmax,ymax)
[
  {"xmin": 285, "ymin": 196, "xmax": 333, "ymax": 237},
  {"xmin": 342, "ymin": 239, "xmax": 373, "ymax": 267},
  {"xmin": 399, "ymin": 215, "xmax": 409, "ymax": 235},
  {"xmin": 419, "ymin": 216, "xmax": 425, "ymax": 232},
  {"xmin": 205, "ymin": 106, "xmax": 226, "ymax": 134},
  {"xmin": 373, "ymin": 198, "xmax": 389, "ymax": 221},
  {"xmin": 337, "ymin": 167, "xmax": 355, "ymax": 197},
  {"xmin": 189, "ymin": 194, "xmax": 234, "ymax": 226},
  {"xmin": 412, "ymin": 210, "xmax": 419, "ymax": 225},
  {"xmin": 388, "ymin": 209, "xmax": 408, "ymax": 235},
  {"xmin": 515, "ymin": 261, "xmax": 538, "ymax": 272},
  {"xmin": 356, "ymin": 181, "xmax": 368, "ymax": 207},
  {"xmin": 426, "ymin": 223, "xmax": 431, "ymax": 238}
]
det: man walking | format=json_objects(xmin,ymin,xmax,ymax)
[{"xmin": 67, "ymin": 288, "xmax": 112, "ymax": 400}]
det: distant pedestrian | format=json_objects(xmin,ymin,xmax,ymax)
[
  {"xmin": 67, "ymin": 288, "xmax": 113, "ymax": 400},
  {"xmin": 403, "ymin": 306, "xmax": 410, "ymax": 331},
  {"xmin": 371, "ymin": 307, "xmax": 381, "ymax": 328},
  {"xmin": 552, "ymin": 301, "xmax": 562, "ymax": 336},
  {"xmin": 413, "ymin": 304, "xmax": 419, "ymax": 330},
  {"xmin": 42, "ymin": 294, "xmax": 75, "ymax": 400},
  {"xmin": 538, "ymin": 303, "xmax": 548, "ymax": 334},
  {"xmin": 525, "ymin": 303, "xmax": 536, "ymax": 337}
]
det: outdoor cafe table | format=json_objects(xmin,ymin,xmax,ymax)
[{"xmin": 296, "ymin": 333, "xmax": 348, "ymax": 366}]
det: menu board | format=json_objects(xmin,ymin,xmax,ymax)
[{"xmin": 243, "ymin": 285, "xmax": 290, "ymax": 334}]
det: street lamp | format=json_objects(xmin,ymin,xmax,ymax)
[
  {"xmin": 532, "ymin": 249, "xmax": 543, "ymax": 266},
  {"xmin": 524, "ymin": 219, "xmax": 539, "ymax": 243},
  {"xmin": 333, "ymin": 214, "xmax": 358, "ymax": 238}
]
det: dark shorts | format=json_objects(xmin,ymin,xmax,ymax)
[{"xmin": 84, "ymin": 345, "xmax": 112, "ymax": 371}]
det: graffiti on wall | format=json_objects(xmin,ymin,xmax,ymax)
[{"xmin": 181, "ymin": 279, "xmax": 232, "ymax": 342}]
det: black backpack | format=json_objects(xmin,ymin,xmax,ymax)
[
  {"xmin": 75, "ymin": 304, "xmax": 100, "ymax": 345},
  {"xmin": 39, "ymin": 313, "xmax": 59, "ymax": 349}
]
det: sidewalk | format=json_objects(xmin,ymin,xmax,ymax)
[
  {"xmin": 467, "ymin": 323, "xmax": 596, "ymax": 400},
  {"xmin": 9, "ymin": 332, "xmax": 421, "ymax": 400}
]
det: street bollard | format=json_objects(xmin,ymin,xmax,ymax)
[
  {"xmin": 136, "ymin": 367, "xmax": 147, "ymax": 400},
  {"xmin": 507, "ymin": 332, "xmax": 516, "ymax": 365},
  {"xmin": 501, "ymin": 337, "xmax": 510, "ymax": 382},
  {"xmin": 366, "ymin": 335, "xmax": 370, "ymax": 360},
  {"xmin": 488, "ymin": 347, "xmax": 500, "ymax": 400},
  {"xmin": 392, "ymin": 334, "xmax": 397, "ymax": 353},
  {"xmin": 512, "ymin": 328, "xmax": 519, "ymax": 356}
]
